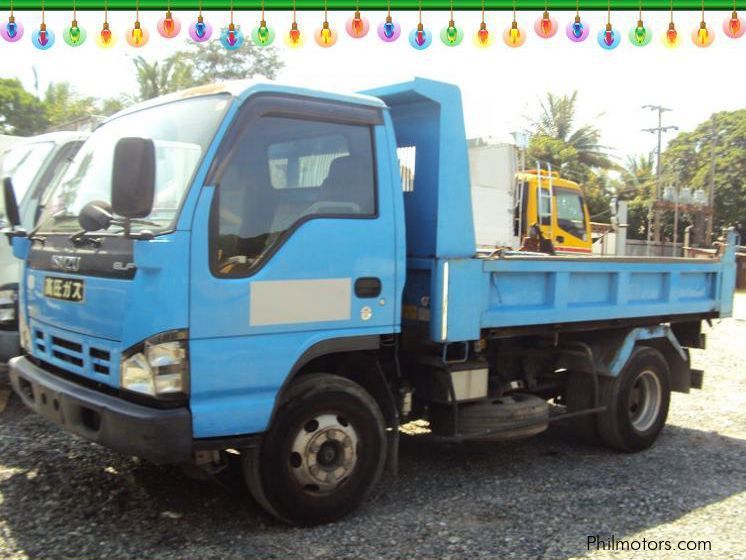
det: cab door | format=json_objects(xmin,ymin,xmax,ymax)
[
  {"xmin": 187, "ymin": 94, "xmax": 400, "ymax": 438},
  {"xmin": 552, "ymin": 187, "xmax": 592, "ymax": 255}
]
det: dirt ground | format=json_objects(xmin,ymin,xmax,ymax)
[{"xmin": 0, "ymin": 294, "xmax": 744, "ymax": 560}]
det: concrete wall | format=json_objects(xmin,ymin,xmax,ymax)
[{"xmin": 625, "ymin": 239, "xmax": 684, "ymax": 257}]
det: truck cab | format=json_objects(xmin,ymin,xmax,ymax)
[
  {"xmin": 0, "ymin": 132, "xmax": 86, "ymax": 360},
  {"xmin": 520, "ymin": 169, "xmax": 591, "ymax": 254},
  {"xmin": 8, "ymin": 81, "xmax": 404, "ymax": 455},
  {"xmin": 469, "ymin": 141, "xmax": 592, "ymax": 255}
]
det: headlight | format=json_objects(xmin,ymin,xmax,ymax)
[
  {"xmin": 0, "ymin": 288, "xmax": 17, "ymax": 324},
  {"xmin": 120, "ymin": 330, "xmax": 189, "ymax": 399}
]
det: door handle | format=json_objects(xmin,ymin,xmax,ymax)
[
  {"xmin": 355, "ymin": 277, "xmax": 382, "ymax": 298},
  {"xmin": 555, "ymin": 235, "xmax": 565, "ymax": 243}
]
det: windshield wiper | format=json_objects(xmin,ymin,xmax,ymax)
[
  {"xmin": 128, "ymin": 218, "xmax": 161, "ymax": 228},
  {"xmin": 69, "ymin": 230, "xmax": 103, "ymax": 247},
  {"xmin": 52, "ymin": 211, "xmax": 78, "ymax": 221},
  {"xmin": 69, "ymin": 221, "xmax": 159, "ymax": 245}
]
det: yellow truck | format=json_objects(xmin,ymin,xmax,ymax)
[{"xmin": 469, "ymin": 141, "xmax": 592, "ymax": 255}]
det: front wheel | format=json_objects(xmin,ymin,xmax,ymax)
[
  {"xmin": 243, "ymin": 373, "xmax": 386, "ymax": 525},
  {"xmin": 597, "ymin": 347, "xmax": 671, "ymax": 452}
]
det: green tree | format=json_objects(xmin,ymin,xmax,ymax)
[
  {"xmin": 43, "ymin": 82, "xmax": 98, "ymax": 129},
  {"xmin": 619, "ymin": 154, "xmax": 656, "ymax": 239},
  {"xmin": 622, "ymin": 154, "xmax": 656, "ymax": 191},
  {"xmin": 583, "ymin": 171, "xmax": 621, "ymax": 223},
  {"xmin": 662, "ymin": 110, "xmax": 746, "ymax": 234},
  {"xmin": 526, "ymin": 135, "xmax": 578, "ymax": 171},
  {"xmin": 133, "ymin": 40, "xmax": 283, "ymax": 101},
  {"xmin": 0, "ymin": 78, "xmax": 48, "ymax": 135},
  {"xmin": 99, "ymin": 96, "xmax": 129, "ymax": 117},
  {"xmin": 181, "ymin": 40, "xmax": 282, "ymax": 83}
]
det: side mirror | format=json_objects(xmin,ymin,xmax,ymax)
[
  {"xmin": 2, "ymin": 177, "xmax": 21, "ymax": 228},
  {"xmin": 79, "ymin": 200, "xmax": 114, "ymax": 232},
  {"xmin": 111, "ymin": 137, "xmax": 156, "ymax": 219}
]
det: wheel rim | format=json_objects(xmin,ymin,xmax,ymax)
[
  {"xmin": 289, "ymin": 413, "xmax": 359, "ymax": 494},
  {"xmin": 627, "ymin": 369, "xmax": 662, "ymax": 432}
]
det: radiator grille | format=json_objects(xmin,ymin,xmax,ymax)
[{"xmin": 31, "ymin": 323, "xmax": 117, "ymax": 382}]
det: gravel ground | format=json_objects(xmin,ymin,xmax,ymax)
[{"xmin": 1, "ymin": 295, "xmax": 744, "ymax": 560}]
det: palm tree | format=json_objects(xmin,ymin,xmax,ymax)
[
  {"xmin": 620, "ymin": 154, "xmax": 656, "ymax": 198},
  {"xmin": 618, "ymin": 154, "xmax": 659, "ymax": 240},
  {"xmin": 529, "ymin": 92, "xmax": 614, "ymax": 170},
  {"xmin": 132, "ymin": 56, "xmax": 193, "ymax": 101}
]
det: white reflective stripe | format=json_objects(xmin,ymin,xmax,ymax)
[
  {"xmin": 250, "ymin": 278, "xmax": 352, "ymax": 326},
  {"xmin": 441, "ymin": 262, "xmax": 449, "ymax": 341}
]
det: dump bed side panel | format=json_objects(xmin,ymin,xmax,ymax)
[
  {"xmin": 480, "ymin": 258, "xmax": 722, "ymax": 331},
  {"xmin": 404, "ymin": 231, "xmax": 737, "ymax": 343}
]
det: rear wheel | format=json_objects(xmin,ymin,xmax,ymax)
[
  {"xmin": 242, "ymin": 373, "xmax": 386, "ymax": 525},
  {"xmin": 597, "ymin": 347, "xmax": 671, "ymax": 452}
]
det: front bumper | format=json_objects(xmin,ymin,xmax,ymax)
[
  {"xmin": 9, "ymin": 356, "xmax": 192, "ymax": 464},
  {"xmin": 0, "ymin": 329, "xmax": 20, "ymax": 363}
]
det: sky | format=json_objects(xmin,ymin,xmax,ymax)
[{"xmin": 1, "ymin": 9, "xmax": 744, "ymax": 164}]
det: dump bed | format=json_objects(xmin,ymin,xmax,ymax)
[{"xmin": 404, "ymin": 240, "xmax": 737, "ymax": 342}]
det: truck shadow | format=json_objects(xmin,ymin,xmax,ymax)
[
  {"xmin": 393, "ymin": 426, "xmax": 746, "ymax": 557},
  {"xmin": 0, "ymin": 391, "xmax": 744, "ymax": 559}
]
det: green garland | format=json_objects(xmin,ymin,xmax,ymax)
[{"xmin": 0, "ymin": 0, "xmax": 737, "ymax": 10}]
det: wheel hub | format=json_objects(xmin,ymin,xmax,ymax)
[
  {"xmin": 628, "ymin": 369, "xmax": 662, "ymax": 432},
  {"xmin": 318, "ymin": 441, "xmax": 339, "ymax": 466},
  {"xmin": 289, "ymin": 413, "xmax": 358, "ymax": 493}
]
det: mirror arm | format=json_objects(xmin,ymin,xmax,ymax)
[{"xmin": 3, "ymin": 227, "xmax": 28, "ymax": 247}]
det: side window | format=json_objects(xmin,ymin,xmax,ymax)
[
  {"xmin": 269, "ymin": 134, "xmax": 350, "ymax": 190},
  {"xmin": 396, "ymin": 146, "xmax": 416, "ymax": 193},
  {"xmin": 538, "ymin": 187, "xmax": 552, "ymax": 226},
  {"xmin": 213, "ymin": 115, "xmax": 376, "ymax": 276}
]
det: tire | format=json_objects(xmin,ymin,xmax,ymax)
[
  {"xmin": 430, "ymin": 394, "xmax": 549, "ymax": 440},
  {"xmin": 242, "ymin": 373, "xmax": 386, "ymax": 526},
  {"xmin": 461, "ymin": 394, "xmax": 549, "ymax": 440},
  {"xmin": 597, "ymin": 347, "xmax": 671, "ymax": 452}
]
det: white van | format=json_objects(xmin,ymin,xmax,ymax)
[{"xmin": 0, "ymin": 132, "xmax": 87, "ymax": 361}]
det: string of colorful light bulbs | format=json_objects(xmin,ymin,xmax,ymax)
[{"xmin": 1, "ymin": 0, "xmax": 743, "ymax": 49}]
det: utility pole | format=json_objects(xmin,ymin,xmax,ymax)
[{"xmin": 642, "ymin": 105, "xmax": 678, "ymax": 250}]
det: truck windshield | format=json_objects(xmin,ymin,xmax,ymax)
[
  {"xmin": 0, "ymin": 141, "xmax": 55, "ymax": 207},
  {"xmin": 38, "ymin": 94, "xmax": 231, "ymax": 234},
  {"xmin": 555, "ymin": 188, "xmax": 586, "ymax": 238}
]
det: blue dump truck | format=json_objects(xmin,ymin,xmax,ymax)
[{"xmin": 3, "ymin": 79, "xmax": 737, "ymax": 526}]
